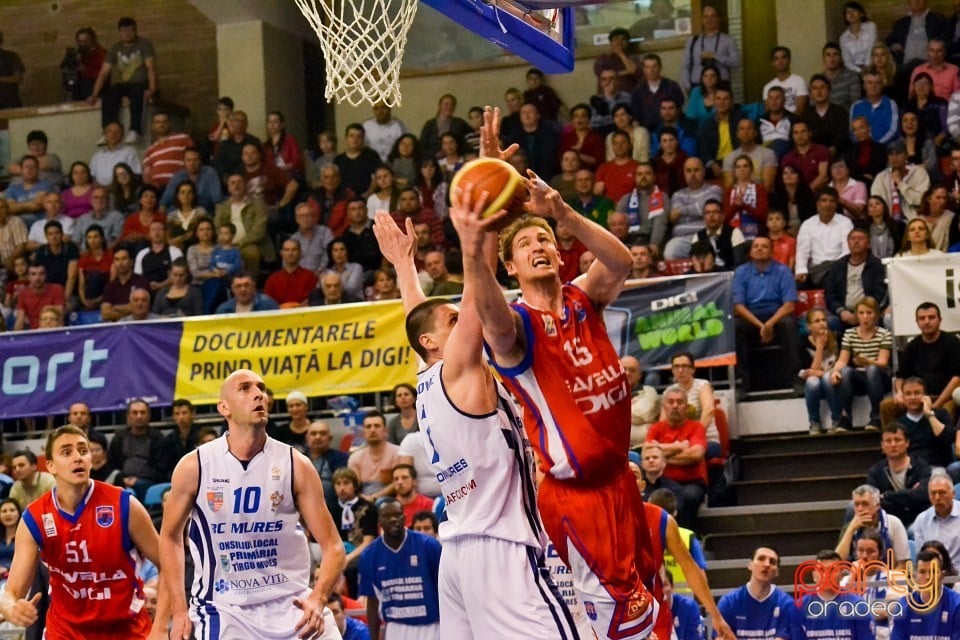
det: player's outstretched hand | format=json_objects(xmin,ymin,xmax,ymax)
[
  {"xmin": 481, "ymin": 106, "xmax": 519, "ymax": 161},
  {"xmin": 3, "ymin": 593, "xmax": 41, "ymax": 627},
  {"xmin": 523, "ymin": 171, "xmax": 568, "ymax": 222},
  {"xmin": 169, "ymin": 611, "xmax": 194, "ymax": 640},
  {"xmin": 449, "ymin": 183, "xmax": 513, "ymax": 257},
  {"xmin": 293, "ymin": 595, "xmax": 326, "ymax": 640},
  {"xmin": 714, "ymin": 614, "xmax": 736, "ymax": 640},
  {"xmin": 373, "ymin": 211, "xmax": 415, "ymax": 266}
]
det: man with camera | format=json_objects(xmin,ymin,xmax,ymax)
[{"xmin": 61, "ymin": 27, "xmax": 105, "ymax": 101}]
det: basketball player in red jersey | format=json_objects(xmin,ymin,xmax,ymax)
[
  {"xmin": 453, "ymin": 106, "xmax": 658, "ymax": 639},
  {"xmin": 0, "ymin": 425, "xmax": 167, "ymax": 639}
]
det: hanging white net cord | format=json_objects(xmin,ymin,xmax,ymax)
[{"xmin": 294, "ymin": 0, "xmax": 418, "ymax": 107}]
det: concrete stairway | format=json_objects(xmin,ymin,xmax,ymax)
[{"xmin": 701, "ymin": 430, "xmax": 881, "ymax": 595}]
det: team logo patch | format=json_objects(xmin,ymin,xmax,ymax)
[
  {"xmin": 95, "ymin": 506, "xmax": 114, "ymax": 527},
  {"xmin": 543, "ymin": 315, "xmax": 557, "ymax": 337},
  {"xmin": 584, "ymin": 601, "xmax": 597, "ymax": 621},
  {"xmin": 42, "ymin": 513, "xmax": 57, "ymax": 537},
  {"xmin": 214, "ymin": 579, "xmax": 230, "ymax": 594},
  {"xmin": 206, "ymin": 489, "xmax": 224, "ymax": 512},
  {"xmin": 410, "ymin": 555, "xmax": 419, "ymax": 567},
  {"xmin": 573, "ymin": 300, "xmax": 586, "ymax": 322},
  {"xmin": 220, "ymin": 554, "xmax": 231, "ymax": 573},
  {"xmin": 271, "ymin": 465, "xmax": 281, "ymax": 480},
  {"xmin": 270, "ymin": 491, "xmax": 283, "ymax": 512}
]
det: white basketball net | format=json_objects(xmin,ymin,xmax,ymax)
[{"xmin": 294, "ymin": 0, "xmax": 418, "ymax": 107}]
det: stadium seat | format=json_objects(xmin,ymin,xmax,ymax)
[
  {"xmin": 706, "ymin": 400, "xmax": 730, "ymax": 471},
  {"xmin": 69, "ymin": 310, "xmax": 102, "ymax": 326},
  {"xmin": 794, "ymin": 289, "xmax": 825, "ymax": 318},
  {"xmin": 663, "ymin": 259, "xmax": 692, "ymax": 276},
  {"xmin": 144, "ymin": 482, "xmax": 171, "ymax": 507}
]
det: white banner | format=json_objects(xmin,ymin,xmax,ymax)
[{"xmin": 887, "ymin": 254, "xmax": 960, "ymax": 336}]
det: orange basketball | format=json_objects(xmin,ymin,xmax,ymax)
[{"xmin": 450, "ymin": 157, "xmax": 529, "ymax": 218}]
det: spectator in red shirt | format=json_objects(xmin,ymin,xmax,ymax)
[
  {"xmin": 75, "ymin": 27, "xmax": 106, "ymax": 100},
  {"xmin": 645, "ymin": 387, "xmax": 708, "ymax": 528},
  {"xmin": 309, "ymin": 164, "xmax": 353, "ymax": 237},
  {"xmin": 782, "ymin": 121, "xmax": 829, "ymax": 190},
  {"xmin": 142, "ymin": 111, "xmax": 193, "ymax": 189},
  {"xmin": 594, "ymin": 130, "xmax": 639, "ymax": 202},
  {"xmin": 242, "ymin": 143, "xmax": 298, "ymax": 209},
  {"xmin": 390, "ymin": 187, "xmax": 445, "ymax": 249},
  {"xmin": 119, "ymin": 185, "xmax": 165, "ymax": 253},
  {"xmin": 766, "ymin": 209, "xmax": 796, "ymax": 271},
  {"xmin": 263, "ymin": 239, "xmax": 319, "ymax": 307},
  {"xmin": 556, "ymin": 218, "xmax": 587, "ymax": 283},
  {"xmin": 391, "ymin": 463, "xmax": 435, "ymax": 528},
  {"xmin": 14, "ymin": 263, "xmax": 64, "ymax": 331},
  {"xmin": 560, "ymin": 103, "xmax": 605, "ymax": 170},
  {"xmin": 263, "ymin": 111, "xmax": 305, "ymax": 179}
]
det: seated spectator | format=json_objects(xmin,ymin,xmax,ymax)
[
  {"xmin": 366, "ymin": 165, "xmax": 400, "ymax": 217},
  {"xmin": 348, "ymin": 411, "xmax": 400, "ymax": 501},
  {"xmin": 782, "ymin": 121, "xmax": 829, "ymax": 190},
  {"xmin": 89, "ymin": 121, "xmax": 142, "ymax": 186},
  {"xmin": 552, "ymin": 220, "xmax": 586, "ymax": 284},
  {"xmin": 589, "ymin": 69, "xmax": 632, "ymax": 137},
  {"xmin": 615, "ymin": 162, "xmax": 670, "ymax": 250},
  {"xmin": 26, "ymin": 192, "xmax": 74, "ymax": 252},
  {"xmin": 759, "ymin": 87, "xmax": 795, "ymax": 158},
  {"xmin": 367, "ymin": 267, "xmax": 400, "ymax": 302},
  {"xmin": 691, "ymin": 199, "xmax": 747, "ymax": 270},
  {"xmin": 733, "ymin": 236, "xmax": 799, "ymax": 393},
  {"xmin": 842, "ymin": 117, "xmax": 888, "ymax": 185},
  {"xmin": 622, "ymin": 356, "xmax": 660, "ymax": 448},
  {"xmin": 387, "ymin": 133, "xmax": 420, "ymax": 189},
  {"xmin": 290, "ymin": 202, "xmax": 333, "ymax": 273},
  {"xmin": 419, "ymin": 94, "xmax": 470, "ymax": 160},
  {"xmin": 8, "ymin": 450, "xmax": 56, "ymax": 509},
  {"xmin": 309, "ymin": 164, "xmax": 353, "ymax": 237},
  {"xmin": 800, "ymin": 308, "xmax": 842, "ymax": 435},
  {"xmin": 118, "ymin": 287, "xmax": 160, "ymax": 322},
  {"xmin": 329, "ymin": 467, "xmax": 378, "ymax": 596},
  {"xmin": 803, "ymin": 75, "xmax": 851, "ymax": 157},
  {"xmin": 72, "ymin": 186, "xmax": 122, "ymax": 250},
  {"xmin": 630, "ymin": 53, "xmax": 685, "ymax": 130},
  {"xmin": 309, "ymin": 270, "xmax": 360, "ymax": 307},
  {"xmin": 721, "ymin": 118, "xmax": 777, "ymax": 191},
  {"xmin": 851, "ymin": 69, "xmax": 900, "ymax": 145},
  {"xmin": 273, "ymin": 390, "xmax": 312, "ymax": 452},
  {"xmin": 639, "ymin": 446, "xmax": 686, "ymax": 516},
  {"xmin": 666, "ymin": 352, "xmax": 722, "ymax": 459},
  {"xmin": 327, "ymin": 592, "xmax": 370, "ymax": 640},
  {"xmin": 0, "ymin": 199, "xmax": 27, "ymax": 271},
  {"xmin": 684, "ymin": 63, "xmax": 721, "ymax": 128},
  {"xmin": 241, "ymin": 143, "xmax": 298, "ymax": 219},
  {"xmin": 142, "ymin": 111, "xmax": 193, "ymax": 190},
  {"xmin": 724, "ymin": 155, "xmax": 768, "ymax": 240},
  {"xmin": 390, "ymin": 187, "xmax": 444, "ymax": 249},
  {"xmin": 160, "ymin": 147, "xmax": 223, "ymax": 212},
  {"xmin": 263, "ymin": 239, "xmax": 318, "ymax": 307},
  {"xmin": 505, "ymin": 102, "xmax": 559, "ymax": 180},
  {"xmin": 134, "ymin": 219, "xmax": 183, "ymax": 292},
  {"xmin": 662, "ymin": 157, "xmax": 722, "ymax": 259},
  {"xmin": 795, "ymin": 187, "xmax": 854, "ymax": 288},
  {"xmin": 628, "ymin": 243, "xmax": 657, "ymax": 280},
  {"xmin": 325, "ymin": 239, "xmax": 365, "ymax": 301},
  {"xmin": 651, "ymin": 126, "xmax": 688, "ymax": 197},
  {"xmin": 87, "ymin": 430, "xmax": 121, "ymax": 485},
  {"xmin": 119, "ymin": 185, "xmax": 165, "ymax": 254},
  {"xmin": 596, "ymin": 130, "xmax": 640, "ymax": 202},
  {"xmin": 593, "ymin": 27, "xmax": 640, "ymax": 94},
  {"xmin": 688, "ymin": 240, "xmax": 720, "ymax": 274},
  {"xmin": 604, "ymin": 103, "xmax": 654, "ymax": 167},
  {"xmin": 152, "ymin": 257, "xmax": 201, "ymax": 317},
  {"xmin": 902, "ymin": 110, "xmax": 940, "ymax": 181},
  {"xmin": 4, "ymin": 155, "xmax": 52, "ymax": 226},
  {"xmin": 828, "ymin": 158, "xmax": 867, "ymax": 220},
  {"xmin": 263, "ymin": 110, "xmax": 305, "ymax": 177},
  {"xmin": 305, "ymin": 420, "xmax": 350, "ymax": 511},
  {"xmin": 391, "ymin": 463, "xmax": 435, "ymax": 528},
  {"xmin": 386, "ymin": 383, "xmax": 418, "ymax": 446},
  {"xmin": 881, "ymin": 302, "xmax": 960, "ymax": 428},
  {"xmin": 100, "ymin": 246, "xmax": 150, "ymax": 322},
  {"xmin": 835, "ymin": 484, "xmax": 910, "ymax": 565},
  {"xmin": 107, "ymin": 399, "xmax": 164, "ymax": 499},
  {"xmin": 550, "ymin": 150, "xmax": 582, "ymax": 202},
  {"xmin": 338, "ymin": 198, "xmax": 383, "ymax": 274},
  {"xmin": 866, "ymin": 423, "xmax": 931, "ymax": 528},
  {"xmin": 6, "ymin": 131, "xmax": 63, "ymax": 186},
  {"xmin": 524, "ymin": 67, "xmax": 565, "ymax": 123},
  {"xmin": 415, "ymin": 157, "xmax": 448, "ymax": 222},
  {"xmin": 895, "ymin": 377, "xmax": 959, "ymax": 476},
  {"xmin": 31, "ymin": 220, "xmax": 78, "ymax": 306},
  {"xmin": 650, "ymin": 99, "xmax": 697, "ymax": 159},
  {"xmin": 830, "ymin": 296, "xmax": 892, "ymax": 429},
  {"xmin": 335, "ymin": 123, "xmax": 382, "ymax": 198},
  {"xmin": 213, "ymin": 110, "xmax": 261, "ymax": 180},
  {"xmin": 821, "ymin": 43, "xmax": 862, "ymax": 109},
  {"xmin": 909, "ymin": 73, "xmax": 947, "ymax": 143},
  {"xmin": 825, "ymin": 228, "xmax": 888, "ymax": 332},
  {"xmin": 567, "ymin": 168, "xmax": 615, "ymax": 229},
  {"xmin": 911, "ymin": 471, "xmax": 960, "ymax": 570},
  {"xmin": 107, "ymin": 161, "xmax": 143, "ymax": 215},
  {"xmin": 763, "ymin": 46, "xmax": 808, "ymax": 115},
  {"xmin": 215, "ymin": 270, "xmax": 278, "ymax": 314},
  {"xmin": 646, "ymin": 387, "xmax": 708, "ymax": 528},
  {"xmin": 61, "ymin": 161, "xmax": 95, "ymax": 220},
  {"xmin": 910, "ymin": 39, "xmax": 960, "ymax": 100},
  {"xmin": 156, "ymin": 398, "xmax": 200, "ymax": 481},
  {"xmin": 13, "ymin": 264, "xmax": 64, "ymax": 331},
  {"xmin": 196, "ymin": 221, "xmax": 242, "ymax": 312},
  {"xmin": 767, "ymin": 209, "xmax": 795, "ymax": 270},
  {"xmin": 919, "ymin": 185, "xmax": 960, "ymax": 250},
  {"xmin": 214, "ymin": 174, "xmax": 272, "ymax": 276},
  {"xmin": 897, "ymin": 217, "xmax": 943, "ymax": 257},
  {"xmin": 77, "ymin": 224, "xmax": 112, "ymax": 310},
  {"xmin": 165, "ymin": 180, "xmax": 207, "ymax": 251},
  {"xmin": 770, "ymin": 165, "xmax": 816, "ymax": 234},
  {"xmin": 699, "ymin": 85, "xmax": 742, "ymax": 180},
  {"xmin": 865, "ymin": 195, "xmax": 903, "ymax": 259},
  {"xmin": 560, "ymin": 104, "xmax": 604, "ymax": 170}
]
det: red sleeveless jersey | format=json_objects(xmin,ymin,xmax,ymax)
[
  {"xmin": 24, "ymin": 481, "xmax": 150, "ymax": 639},
  {"xmin": 492, "ymin": 284, "xmax": 631, "ymax": 481}
]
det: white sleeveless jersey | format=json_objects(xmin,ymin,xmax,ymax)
[
  {"xmin": 188, "ymin": 435, "xmax": 311, "ymax": 608},
  {"xmin": 416, "ymin": 361, "xmax": 545, "ymax": 548}
]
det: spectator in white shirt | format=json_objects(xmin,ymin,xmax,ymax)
[{"xmin": 795, "ymin": 187, "xmax": 853, "ymax": 288}]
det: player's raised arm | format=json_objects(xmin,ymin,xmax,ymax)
[
  {"xmin": 292, "ymin": 450, "xmax": 346, "ymax": 625},
  {"xmin": 526, "ymin": 175, "xmax": 632, "ymax": 307},
  {"xmin": 159, "ymin": 452, "xmax": 200, "ymax": 640},
  {"xmin": 373, "ymin": 211, "xmax": 425, "ymax": 313},
  {"xmin": 126, "ymin": 496, "xmax": 172, "ymax": 640},
  {"xmin": 0, "ymin": 520, "xmax": 42, "ymax": 627}
]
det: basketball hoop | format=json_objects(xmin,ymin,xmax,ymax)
[{"xmin": 294, "ymin": 0, "xmax": 418, "ymax": 107}]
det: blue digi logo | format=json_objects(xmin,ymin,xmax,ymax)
[{"xmin": 214, "ymin": 579, "xmax": 230, "ymax": 594}]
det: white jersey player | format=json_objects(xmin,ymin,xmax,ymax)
[
  {"xmin": 159, "ymin": 369, "xmax": 346, "ymax": 640},
  {"xmin": 373, "ymin": 159, "xmax": 583, "ymax": 640}
]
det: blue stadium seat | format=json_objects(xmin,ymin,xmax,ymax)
[
  {"xmin": 144, "ymin": 482, "xmax": 172, "ymax": 507},
  {"xmin": 70, "ymin": 310, "xmax": 102, "ymax": 326}
]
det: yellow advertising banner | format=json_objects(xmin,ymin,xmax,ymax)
[{"xmin": 174, "ymin": 300, "xmax": 415, "ymax": 402}]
